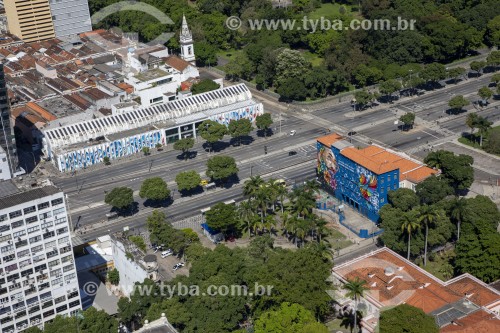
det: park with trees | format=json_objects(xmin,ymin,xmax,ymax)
[
  {"xmin": 87, "ymin": 0, "xmax": 500, "ymax": 102},
  {"xmin": 379, "ymin": 149, "xmax": 500, "ymax": 283}
]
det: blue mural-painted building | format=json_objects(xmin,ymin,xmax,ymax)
[{"xmin": 316, "ymin": 134, "xmax": 436, "ymax": 223}]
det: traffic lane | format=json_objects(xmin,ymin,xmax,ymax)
[
  {"xmin": 71, "ymin": 139, "xmax": 316, "ymax": 210},
  {"xmin": 72, "ymin": 148, "xmax": 319, "ymax": 226},
  {"xmin": 76, "ymin": 162, "xmax": 317, "ymax": 241},
  {"xmin": 62, "ymin": 125, "xmax": 323, "ymax": 200}
]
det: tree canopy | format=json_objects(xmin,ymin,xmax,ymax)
[
  {"xmin": 175, "ymin": 170, "xmax": 202, "ymax": 192},
  {"xmin": 379, "ymin": 304, "xmax": 439, "ymax": 333},
  {"xmin": 254, "ymin": 302, "xmax": 328, "ymax": 333},
  {"xmin": 105, "ymin": 187, "xmax": 134, "ymax": 210},
  {"xmin": 139, "ymin": 177, "xmax": 170, "ymax": 201},
  {"xmin": 206, "ymin": 155, "xmax": 239, "ymax": 182},
  {"xmin": 191, "ymin": 79, "xmax": 220, "ymax": 95}
]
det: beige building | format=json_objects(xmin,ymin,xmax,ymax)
[{"xmin": 5, "ymin": 0, "xmax": 55, "ymax": 43}]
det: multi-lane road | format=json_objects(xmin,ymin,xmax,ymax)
[{"xmin": 54, "ymin": 70, "xmax": 500, "ymax": 243}]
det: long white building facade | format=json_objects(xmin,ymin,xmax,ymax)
[
  {"xmin": 0, "ymin": 186, "xmax": 81, "ymax": 332},
  {"xmin": 41, "ymin": 84, "xmax": 264, "ymax": 172}
]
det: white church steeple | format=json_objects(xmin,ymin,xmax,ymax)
[{"xmin": 180, "ymin": 15, "xmax": 195, "ymax": 64}]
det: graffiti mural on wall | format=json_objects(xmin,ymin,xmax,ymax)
[
  {"xmin": 357, "ymin": 165, "xmax": 380, "ymax": 211},
  {"xmin": 58, "ymin": 130, "xmax": 164, "ymax": 172},
  {"xmin": 210, "ymin": 104, "xmax": 262, "ymax": 125},
  {"xmin": 317, "ymin": 144, "xmax": 338, "ymax": 190}
]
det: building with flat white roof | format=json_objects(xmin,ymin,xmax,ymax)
[
  {"xmin": 0, "ymin": 145, "xmax": 12, "ymax": 180},
  {"xmin": 0, "ymin": 185, "xmax": 81, "ymax": 332},
  {"xmin": 41, "ymin": 84, "xmax": 263, "ymax": 172}
]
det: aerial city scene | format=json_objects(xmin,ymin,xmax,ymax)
[{"xmin": 0, "ymin": 0, "xmax": 499, "ymax": 332}]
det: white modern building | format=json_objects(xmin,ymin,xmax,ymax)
[
  {"xmin": 0, "ymin": 185, "xmax": 81, "ymax": 332},
  {"xmin": 124, "ymin": 56, "xmax": 199, "ymax": 107},
  {"xmin": 41, "ymin": 83, "xmax": 264, "ymax": 172},
  {"xmin": 48, "ymin": 0, "xmax": 92, "ymax": 38},
  {"xmin": 111, "ymin": 235, "xmax": 158, "ymax": 297}
]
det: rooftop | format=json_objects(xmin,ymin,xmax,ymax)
[
  {"xmin": 333, "ymin": 248, "xmax": 500, "ymax": 331},
  {"xmin": 0, "ymin": 180, "xmax": 19, "ymax": 198},
  {"xmin": 134, "ymin": 67, "xmax": 169, "ymax": 82},
  {"xmin": 317, "ymin": 133, "xmax": 437, "ymax": 181},
  {"xmin": 0, "ymin": 185, "xmax": 61, "ymax": 210}
]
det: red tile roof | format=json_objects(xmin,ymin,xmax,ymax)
[
  {"xmin": 333, "ymin": 248, "xmax": 462, "ymax": 311},
  {"xmin": 317, "ymin": 133, "xmax": 343, "ymax": 147},
  {"xmin": 446, "ymin": 275, "xmax": 500, "ymax": 307},
  {"xmin": 164, "ymin": 55, "xmax": 192, "ymax": 72},
  {"xmin": 440, "ymin": 310, "xmax": 500, "ymax": 333}
]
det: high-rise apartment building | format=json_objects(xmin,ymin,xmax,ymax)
[
  {"xmin": 4, "ymin": 0, "xmax": 56, "ymax": 43},
  {"xmin": 48, "ymin": 0, "xmax": 91, "ymax": 38},
  {"xmin": 0, "ymin": 63, "xmax": 19, "ymax": 178},
  {"xmin": 0, "ymin": 185, "xmax": 81, "ymax": 332}
]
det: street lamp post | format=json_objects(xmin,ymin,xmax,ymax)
[{"xmin": 250, "ymin": 165, "xmax": 254, "ymax": 177}]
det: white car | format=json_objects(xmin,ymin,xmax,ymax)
[
  {"xmin": 173, "ymin": 262, "xmax": 185, "ymax": 271},
  {"xmin": 161, "ymin": 250, "xmax": 173, "ymax": 258},
  {"xmin": 290, "ymin": 130, "xmax": 296, "ymax": 136}
]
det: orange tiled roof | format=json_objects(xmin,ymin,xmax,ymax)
[
  {"xmin": 334, "ymin": 248, "xmax": 462, "ymax": 312},
  {"xmin": 26, "ymin": 102, "xmax": 57, "ymax": 121},
  {"xmin": 446, "ymin": 275, "xmax": 500, "ymax": 307},
  {"xmin": 117, "ymin": 82, "xmax": 133, "ymax": 94},
  {"xmin": 164, "ymin": 55, "xmax": 192, "ymax": 72},
  {"xmin": 316, "ymin": 135, "xmax": 437, "ymax": 182},
  {"xmin": 404, "ymin": 166, "xmax": 438, "ymax": 183},
  {"xmin": 317, "ymin": 133, "xmax": 343, "ymax": 147},
  {"xmin": 440, "ymin": 310, "xmax": 500, "ymax": 333}
]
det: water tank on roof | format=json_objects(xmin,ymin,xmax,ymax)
[{"xmin": 384, "ymin": 266, "xmax": 395, "ymax": 276}]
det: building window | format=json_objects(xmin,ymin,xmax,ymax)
[
  {"xmin": 381, "ymin": 198, "xmax": 385, "ymax": 203},
  {"xmin": 23, "ymin": 206, "xmax": 36, "ymax": 214},
  {"xmin": 27, "ymin": 226, "xmax": 40, "ymax": 234},
  {"xmin": 39, "ymin": 212, "xmax": 52, "ymax": 220},
  {"xmin": 37, "ymin": 202, "xmax": 50, "ymax": 210},
  {"xmin": 149, "ymin": 97, "xmax": 162, "ymax": 104},
  {"xmin": 11, "ymin": 220, "xmax": 24, "ymax": 229},
  {"xmin": 0, "ymin": 214, "xmax": 6, "ymax": 222},
  {"xmin": 51, "ymin": 198, "xmax": 63, "ymax": 206},
  {"xmin": 26, "ymin": 216, "xmax": 38, "ymax": 224},
  {"xmin": 9, "ymin": 210, "xmax": 22, "ymax": 219},
  {"xmin": 53, "ymin": 208, "xmax": 65, "ymax": 216},
  {"xmin": 54, "ymin": 217, "xmax": 67, "ymax": 225}
]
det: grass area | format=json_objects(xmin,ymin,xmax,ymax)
[
  {"xmin": 302, "ymin": 51, "xmax": 323, "ymax": 67},
  {"xmin": 309, "ymin": 3, "xmax": 356, "ymax": 20},
  {"xmin": 328, "ymin": 228, "xmax": 353, "ymax": 250},
  {"xmin": 326, "ymin": 319, "xmax": 350, "ymax": 333},
  {"xmin": 420, "ymin": 249, "xmax": 456, "ymax": 281},
  {"xmin": 458, "ymin": 125, "xmax": 500, "ymax": 155}
]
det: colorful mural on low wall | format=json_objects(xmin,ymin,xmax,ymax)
[
  {"xmin": 209, "ymin": 104, "xmax": 263, "ymax": 125},
  {"xmin": 57, "ymin": 130, "xmax": 164, "ymax": 172}
]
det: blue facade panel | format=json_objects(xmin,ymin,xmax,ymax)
[{"xmin": 316, "ymin": 142, "xmax": 400, "ymax": 222}]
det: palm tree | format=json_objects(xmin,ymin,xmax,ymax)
[
  {"xmin": 254, "ymin": 187, "xmax": 270, "ymax": 223},
  {"xmin": 401, "ymin": 211, "xmax": 420, "ymax": 260},
  {"xmin": 264, "ymin": 214, "xmax": 277, "ymax": 234},
  {"xmin": 304, "ymin": 179, "xmax": 320, "ymax": 194},
  {"xmin": 417, "ymin": 205, "xmax": 443, "ymax": 266},
  {"xmin": 343, "ymin": 277, "xmax": 369, "ymax": 333},
  {"xmin": 449, "ymin": 197, "xmax": 468, "ymax": 241},
  {"xmin": 290, "ymin": 189, "xmax": 316, "ymax": 218},
  {"xmin": 280, "ymin": 210, "xmax": 292, "ymax": 239},
  {"xmin": 275, "ymin": 185, "xmax": 288, "ymax": 214},
  {"xmin": 243, "ymin": 176, "xmax": 264, "ymax": 199},
  {"xmin": 266, "ymin": 178, "xmax": 280, "ymax": 212},
  {"xmin": 238, "ymin": 200, "xmax": 256, "ymax": 237},
  {"xmin": 465, "ymin": 113, "xmax": 478, "ymax": 136},
  {"xmin": 475, "ymin": 116, "xmax": 492, "ymax": 147}
]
